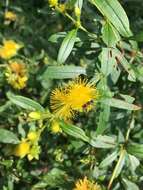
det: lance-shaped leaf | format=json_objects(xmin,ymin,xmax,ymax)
[
  {"xmin": 100, "ymin": 150, "xmax": 119, "ymax": 168},
  {"xmin": 102, "ymin": 22, "xmax": 120, "ymax": 47},
  {"xmin": 0, "ymin": 129, "xmax": 20, "ymax": 144},
  {"xmin": 112, "ymin": 49, "xmax": 136, "ymax": 81},
  {"xmin": 60, "ymin": 121, "xmax": 89, "ymax": 143},
  {"xmin": 7, "ymin": 92, "xmax": 45, "ymax": 112},
  {"xmin": 57, "ymin": 29, "xmax": 77, "ymax": 64},
  {"xmin": 90, "ymin": 135, "xmax": 117, "ymax": 148},
  {"xmin": 127, "ymin": 142, "xmax": 143, "ymax": 159},
  {"xmin": 42, "ymin": 66, "xmax": 86, "ymax": 79},
  {"xmin": 108, "ymin": 148, "xmax": 126, "ymax": 189},
  {"xmin": 89, "ymin": 0, "xmax": 131, "ymax": 37},
  {"xmin": 122, "ymin": 178, "xmax": 139, "ymax": 190},
  {"xmin": 101, "ymin": 98, "xmax": 140, "ymax": 111}
]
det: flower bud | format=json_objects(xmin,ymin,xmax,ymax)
[
  {"xmin": 29, "ymin": 112, "xmax": 41, "ymax": 120},
  {"xmin": 74, "ymin": 6, "xmax": 81, "ymax": 17}
]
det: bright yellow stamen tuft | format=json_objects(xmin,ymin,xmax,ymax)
[
  {"xmin": 0, "ymin": 40, "xmax": 22, "ymax": 60},
  {"xmin": 50, "ymin": 78, "xmax": 99, "ymax": 120},
  {"xmin": 74, "ymin": 176, "xmax": 101, "ymax": 190}
]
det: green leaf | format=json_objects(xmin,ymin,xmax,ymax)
[
  {"xmin": 100, "ymin": 150, "xmax": 119, "ymax": 168},
  {"xmin": 57, "ymin": 29, "xmax": 77, "ymax": 64},
  {"xmin": 7, "ymin": 92, "xmax": 45, "ymax": 112},
  {"xmin": 0, "ymin": 101, "xmax": 12, "ymax": 113},
  {"xmin": 48, "ymin": 32, "xmax": 66, "ymax": 43},
  {"xmin": 101, "ymin": 98, "xmax": 140, "ymax": 111},
  {"xmin": 99, "ymin": 48, "xmax": 115, "ymax": 76},
  {"xmin": 89, "ymin": 0, "xmax": 131, "ymax": 37},
  {"xmin": 108, "ymin": 148, "xmax": 126, "ymax": 189},
  {"xmin": 128, "ymin": 154, "xmax": 140, "ymax": 172},
  {"xmin": 76, "ymin": 0, "xmax": 83, "ymax": 9},
  {"xmin": 90, "ymin": 135, "xmax": 117, "ymax": 148},
  {"xmin": 0, "ymin": 129, "xmax": 19, "ymax": 144},
  {"xmin": 112, "ymin": 49, "xmax": 136, "ymax": 81},
  {"xmin": 122, "ymin": 178, "xmax": 139, "ymax": 190},
  {"xmin": 96, "ymin": 105, "xmax": 110, "ymax": 135},
  {"xmin": 127, "ymin": 142, "xmax": 143, "ymax": 159},
  {"xmin": 60, "ymin": 122, "xmax": 89, "ymax": 143},
  {"xmin": 33, "ymin": 168, "xmax": 67, "ymax": 189},
  {"xmin": 102, "ymin": 22, "xmax": 120, "ymax": 47},
  {"xmin": 130, "ymin": 31, "xmax": 143, "ymax": 42},
  {"xmin": 42, "ymin": 66, "xmax": 86, "ymax": 79}
]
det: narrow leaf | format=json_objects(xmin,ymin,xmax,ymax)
[
  {"xmin": 102, "ymin": 22, "xmax": 120, "ymax": 47},
  {"xmin": 101, "ymin": 98, "xmax": 140, "ymax": 111},
  {"xmin": 57, "ymin": 29, "xmax": 77, "ymax": 64},
  {"xmin": 0, "ymin": 129, "xmax": 19, "ymax": 144},
  {"xmin": 122, "ymin": 178, "xmax": 139, "ymax": 190},
  {"xmin": 42, "ymin": 66, "xmax": 86, "ymax": 79},
  {"xmin": 7, "ymin": 92, "xmax": 45, "ymax": 112},
  {"xmin": 89, "ymin": 0, "xmax": 131, "ymax": 37},
  {"xmin": 100, "ymin": 150, "xmax": 119, "ymax": 168},
  {"xmin": 60, "ymin": 122, "xmax": 89, "ymax": 143},
  {"xmin": 90, "ymin": 135, "xmax": 116, "ymax": 148}
]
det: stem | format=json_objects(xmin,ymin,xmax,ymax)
[{"xmin": 65, "ymin": 12, "xmax": 76, "ymax": 23}]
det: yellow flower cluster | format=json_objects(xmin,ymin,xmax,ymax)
[
  {"xmin": 48, "ymin": 0, "xmax": 58, "ymax": 7},
  {"xmin": 48, "ymin": 0, "xmax": 66, "ymax": 13},
  {"xmin": 0, "ymin": 40, "xmax": 22, "ymax": 60},
  {"xmin": 14, "ymin": 131, "xmax": 40, "ymax": 161},
  {"xmin": 51, "ymin": 120, "xmax": 62, "ymax": 133},
  {"xmin": 50, "ymin": 78, "xmax": 99, "ymax": 120},
  {"xmin": 5, "ymin": 60, "xmax": 28, "ymax": 89},
  {"xmin": 74, "ymin": 177, "xmax": 101, "ymax": 190},
  {"xmin": 4, "ymin": 11, "xmax": 17, "ymax": 21}
]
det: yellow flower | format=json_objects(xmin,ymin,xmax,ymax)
[
  {"xmin": 48, "ymin": 0, "xmax": 58, "ymax": 7},
  {"xmin": 4, "ymin": 11, "xmax": 17, "ymax": 21},
  {"xmin": 50, "ymin": 78, "xmax": 99, "ymax": 120},
  {"xmin": 5, "ymin": 60, "xmax": 28, "ymax": 89},
  {"xmin": 14, "ymin": 140, "xmax": 30, "ymax": 158},
  {"xmin": 51, "ymin": 120, "xmax": 62, "ymax": 133},
  {"xmin": 0, "ymin": 40, "xmax": 22, "ymax": 60},
  {"xmin": 27, "ymin": 131, "xmax": 38, "ymax": 141},
  {"xmin": 74, "ymin": 177, "xmax": 101, "ymax": 190},
  {"xmin": 58, "ymin": 4, "xmax": 66, "ymax": 13}
]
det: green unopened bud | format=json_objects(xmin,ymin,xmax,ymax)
[{"xmin": 29, "ymin": 112, "xmax": 41, "ymax": 120}]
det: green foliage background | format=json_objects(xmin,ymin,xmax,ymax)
[{"xmin": 0, "ymin": 0, "xmax": 143, "ymax": 189}]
